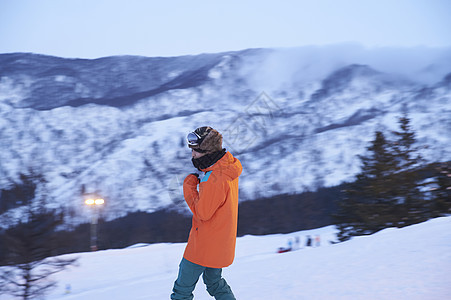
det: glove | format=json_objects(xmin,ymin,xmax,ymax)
[
  {"xmin": 184, "ymin": 173, "xmax": 199, "ymax": 187},
  {"xmin": 184, "ymin": 173, "xmax": 200, "ymax": 207}
]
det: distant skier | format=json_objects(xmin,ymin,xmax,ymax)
[
  {"xmin": 288, "ymin": 239, "xmax": 293, "ymax": 251},
  {"xmin": 277, "ymin": 238, "xmax": 298, "ymax": 253},
  {"xmin": 306, "ymin": 235, "xmax": 312, "ymax": 247},
  {"xmin": 295, "ymin": 236, "xmax": 301, "ymax": 250},
  {"xmin": 171, "ymin": 126, "xmax": 242, "ymax": 300},
  {"xmin": 315, "ymin": 235, "xmax": 321, "ymax": 247}
]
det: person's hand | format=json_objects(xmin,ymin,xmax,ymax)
[
  {"xmin": 184, "ymin": 173, "xmax": 199, "ymax": 187},
  {"xmin": 183, "ymin": 173, "xmax": 199, "ymax": 205}
]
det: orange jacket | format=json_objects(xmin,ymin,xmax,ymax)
[{"xmin": 183, "ymin": 151, "xmax": 242, "ymax": 268}]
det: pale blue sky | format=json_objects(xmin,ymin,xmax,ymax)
[{"xmin": 0, "ymin": 0, "xmax": 450, "ymax": 58}]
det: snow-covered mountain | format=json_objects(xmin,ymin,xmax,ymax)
[{"xmin": 0, "ymin": 45, "xmax": 450, "ymax": 222}]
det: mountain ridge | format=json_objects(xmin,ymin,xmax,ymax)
[{"xmin": 0, "ymin": 46, "xmax": 450, "ymax": 224}]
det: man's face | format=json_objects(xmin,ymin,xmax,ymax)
[{"xmin": 191, "ymin": 149, "xmax": 207, "ymax": 159}]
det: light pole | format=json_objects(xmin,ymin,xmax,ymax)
[{"xmin": 84, "ymin": 197, "xmax": 105, "ymax": 251}]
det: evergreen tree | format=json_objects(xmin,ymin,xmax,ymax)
[
  {"xmin": 391, "ymin": 114, "xmax": 420, "ymax": 171},
  {"xmin": 0, "ymin": 171, "xmax": 78, "ymax": 300},
  {"xmin": 391, "ymin": 114, "xmax": 427, "ymax": 225},
  {"xmin": 336, "ymin": 131, "xmax": 401, "ymax": 240},
  {"xmin": 336, "ymin": 114, "xmax": 427, "ymax": 241},
  {"xmin": 0, "ymin": 174, "xmax": 36, "ymax": 213}
]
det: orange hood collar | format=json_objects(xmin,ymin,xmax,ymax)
[{"xmin": 201, "ymin": 151, "xmax": 242, "ymax": 180}]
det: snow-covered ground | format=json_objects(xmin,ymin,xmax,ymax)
[{"xmin": 2, "ymin": 217, "xmax": 450, "ymax": 300}]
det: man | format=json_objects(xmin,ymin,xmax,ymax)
[{"xmin": 171, "ymin": 126, "xmax": 243, "ymax": 300}]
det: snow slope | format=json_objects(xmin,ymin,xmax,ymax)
[{"xmin": 2, "ymin": 216, "xmax": 449, "ymax": 300}]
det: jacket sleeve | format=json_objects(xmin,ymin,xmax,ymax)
[{"xmin": 183, "ymin": 171, "xmax": 226, "ymax": 221}]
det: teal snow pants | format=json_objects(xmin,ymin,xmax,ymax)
[{"xmin": 171, "ymin": 258, "xmax": 236, "ymax": 300}]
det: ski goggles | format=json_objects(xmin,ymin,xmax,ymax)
[
  {"xmin": 187, "ymin": 127, "xmax": 213, "ymax": 153},
  {"xmin": 187, "ymin": 127, "xmax": 212, "ymax": 146},
  {"xmin": 187, "ymin": 131, "xmax": 202, "ymax": 146},
  {"xmin": 187, "ymin": 132, "xmax": 208, "ymax": 153}
]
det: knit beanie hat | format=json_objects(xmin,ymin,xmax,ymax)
[{"xmin": 188, "ymin": 126, "xmax": 223, "ymax": 153}]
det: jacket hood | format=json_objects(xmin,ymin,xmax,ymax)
[{"xmin": 202, "ymin": 151, "xmax": 242, "ymax": 180}]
